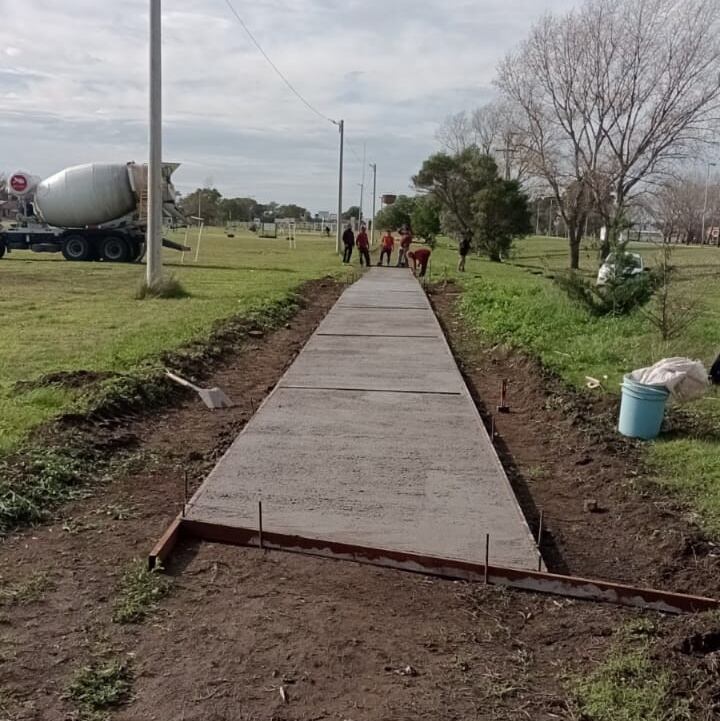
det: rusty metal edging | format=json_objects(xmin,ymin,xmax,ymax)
[{"xmin": 148, "ymin": 516, "xmax": 719, "ymax": 615}]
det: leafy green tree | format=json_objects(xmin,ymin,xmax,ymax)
[
  {"xmin": 220, "ymin": 197, "xmax": 261, "ymax": 222},
  {"xmin": 474, "ymin": 177, "xmax": 531, "ymax": 261},
  {"xmin": 410, "ymin": 196, "xmax": 441, "ymax": 247},
  {"xmin": 342, "ymin": 205, "xmax": 361, "ymax": 221},
  {"xmin": 374, "ymin": 195, "xmax": 417, "ymax": 231},
  {"xmin": 276, "ymin": 204, "xmax": 309, "ymax": 220},
  {"xmin": 180, "ymin": 188, "xmax": 223, "ymax": 225},
  {"xmin": 413, "ymin": 148, "xmax": 530, "ymax": 261}
]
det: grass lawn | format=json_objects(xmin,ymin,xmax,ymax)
[
  {"xmin": 428, "ymin": 235, "xmax": 720, "ymax": 535},
  {"xmin": 0, "ymin": 227, "xmax": 344, "ymax": 453}
]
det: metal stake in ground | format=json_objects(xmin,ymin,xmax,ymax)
[
  {"xmin": 258, "ymin": 500, "xmax": 264, "ymax": 550},
  {"xmin": 497, "ymin": 379, "xmax": 510, "ymax": 413},
  {"xmin": 484, "ymin": 533, "xmax": 490, "ymax": 584},
  {"xmin": 536, "ymin": 510, "xmax": 544, "ymax": 572}
]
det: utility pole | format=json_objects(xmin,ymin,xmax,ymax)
[
  {"xmin": 702, "ymin": 161, "xmax": 716, "ymax": 245},
  {"xmin": 335, "ymin": 119, "xmax": 344, "ymax": 254},
  {"xmin": 494, "ymin": 146, "xmax": 512, "ymax": 181},
  {"xmin": 369, "ymin": 163, "xmax": 377, "ymax": 247},
  {"xmin": 146, "ymin": 0, "xmax": 163, "ymax": 287},
  {"xmin": 358, "ymin": 182, "xmax": 364, "ymax": 226}
]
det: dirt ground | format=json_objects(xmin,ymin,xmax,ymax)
[{"xmin": 1, "ymin": 279, "xmax": 719, "ymax": 720}]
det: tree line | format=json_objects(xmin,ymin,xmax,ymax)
[
  {"xmin": 436, "ymin": 0, "xmax": 720, "ymax": 268},
  {"xmin": 179, "ymin": 188, "xmax": 315, "ymax": 226}
]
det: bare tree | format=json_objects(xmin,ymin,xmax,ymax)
[
  {"xmin": 497, "ymin": 0, "xmax": 720, "ymax": 268},
  {"xmin": 497, "ymin": 9, "xmax": 606, "ymax": 268},
  {"xmin": 435, "ymin": 111, "xmax": 476, "ymax": 155}
]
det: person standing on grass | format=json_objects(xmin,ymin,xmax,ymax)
[
  {"xmin": 458, "ymin": 231, "xmax": 472, "ymax": 272},
  {"xmin": 378, "ymin": 229, "xmax": 394, "ymax": 266},
  {"xmin": 396, "ymin": 226, "xmax": 413, "ymax": 267},
  {"xmin": 408, "ymin": 246, "xmax": 432, "ymax": 277},
  {"xmin": 356, "ymin": 224, "xmax": 371, "ymax": 267},
  {"xmin": 342, "ymin": 223, "xmax": 355, "ymax": 264}
]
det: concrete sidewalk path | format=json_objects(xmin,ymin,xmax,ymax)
[{"xmin": 186, "ymin": 268, "xmax": 540, "ymax": 570}]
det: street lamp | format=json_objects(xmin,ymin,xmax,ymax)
[{"xmin": 702, "ymin": 161, "xmax": 716, "ymax": 245}]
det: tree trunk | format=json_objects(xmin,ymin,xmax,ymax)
[{"xmin": 569, "ymin": 230, "xmax": 581, "ymax": 269}]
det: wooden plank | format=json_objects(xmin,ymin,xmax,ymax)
[
  {"xmin": 171, "ymin": 519, "xmax": 720, "ymax": 615},
  {"xmin": 148, "ymin": 514, "xmax": 184, "ymax": 570}
]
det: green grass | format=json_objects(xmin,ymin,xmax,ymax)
[
  {"xmin": 574, "ymin": 648, "xmax": 687, "ymax": 721},
  {"xmin": 428, "ymin": 235, "xmax": 720, "ymax": 536},
  {"xmin": 112, "ymin": 560, "xmax": 171, "ymax": 624},
  {"xmin": 66, "ymin": 660, "xmax": 133, "ymax": 713},
  {"xmin": 0, "ymin": 228, "xmax": 343, "ymax": 452},
  {"xmin": 571, "ymin": 619, "xmax": 688, "ymax": 721}
]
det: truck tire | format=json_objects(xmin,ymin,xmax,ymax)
[
  {"xmin": 61, "ymin": 234, "xmax": 93, "ymax": 261},
  {"xmin": 100, "ymin": 235, "xmax": 131, "ymax": 263}
]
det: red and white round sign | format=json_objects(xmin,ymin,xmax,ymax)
[{"xmin": 10, "ymin": 174, "xmax": 28, "ymax": 193}]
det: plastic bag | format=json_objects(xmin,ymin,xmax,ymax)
[{"xmin": 628, "ymin": 357, "xmax": 709, "ymax": 403}]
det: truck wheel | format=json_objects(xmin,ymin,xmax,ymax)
[
  {"xmin": 100, "ymin": 236, "xmax": 131, "ymax": 263},
  {"xmin": 62, "ymin": 235, "xmax": 93, "ymax": 261}
]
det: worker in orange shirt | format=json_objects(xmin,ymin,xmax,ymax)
[
  {"xmin": 378, "ymin": 229, "xmax": 394, "ymax": 266},
  {"xmin": 407, "ymin": 246, "xmax": 432, "ymax": 277}
]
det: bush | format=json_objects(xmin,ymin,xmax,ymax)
[{"xmin": 555, "ymin": 270, "xmax": 656, "ymax": 317}]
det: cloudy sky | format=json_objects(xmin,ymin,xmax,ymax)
[{"xmin": 0, "ymin": 0, "xmax": 578, "ymax": 214}]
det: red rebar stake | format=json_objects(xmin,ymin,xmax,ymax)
[{"xmin": 497, "ymin": 379, "xmax": 510, "ymax": 413}]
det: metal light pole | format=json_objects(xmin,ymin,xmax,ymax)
[
  {"xmin": 335, "ymin": 119, "xmax": 344, "ymax": 254},
  {"xmin": 369, "ymin": 163, "xmax": 377, "ymax": 247},
  {"xmin": 358, "ymin": 182, "xmax": 364, "ymax": 226},
  {"xmin": 146, "ymin": 0, "xmax": 163, "ymax": 287},
  {"xmin": 702, "ymin": 161, "xmax": 716, "ymax": 245}
]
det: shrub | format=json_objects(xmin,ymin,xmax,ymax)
[{"xmin": 554, "ymin": 269, "xmax": 656, "ymax": 317}]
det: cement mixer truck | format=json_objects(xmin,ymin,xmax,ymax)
[{"xmin": 0, "ymin": 162, "xmax": 188, "ymax": 263}]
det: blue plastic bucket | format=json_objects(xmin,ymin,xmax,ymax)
[{"xmin": 618, "ymin": 375, "xmax": 669, "ymax": 440}]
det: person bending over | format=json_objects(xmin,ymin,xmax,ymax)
[{"xmin": 408, "ymin": 246, "xmax": 431, "ymax": 277}]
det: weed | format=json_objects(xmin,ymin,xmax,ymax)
[
  {"xmin": 112, "ymin": 560, "xmax": 171, "ymax": 624},
  {"xmin": 573, "ymin": 647, "xmax": 688, "ymax": 721},
  {"xmin": 135, "ymin": 274, "xmax": 190, "ymax": 300},
  {"xmin": 66, "ymin": 660, "xmax": 133, "ymax": 711},
  {"xmin": 0, "ymin": 572, "xmax": 54, "ymax": 607},
  {"xmin": 0, "ymin": 447, "xmax": 91, "ymax": 534}
]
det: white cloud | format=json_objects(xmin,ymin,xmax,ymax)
[{"xmin": 0, "ymin": 0, "xmax": 579, "ymax": 211}]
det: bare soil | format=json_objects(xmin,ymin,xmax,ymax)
[{"xmin": 1, "ymin": 280, "xmax": 719, "ymax": 721}]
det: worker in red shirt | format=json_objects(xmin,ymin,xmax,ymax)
[
  {"xmin": 396, "ymin": 226, "xmax": 413, "ymax": 267},
  {"xmin": 356, "ymin": 224, "xmax": 370, "ymax": 266},
  {"xmin": 378, "ymin": 230, "xmax": 394, "ymax": 266},
  {"xmin": 408, "ymin": 246, "xmax": 432, "ymax": 277}
]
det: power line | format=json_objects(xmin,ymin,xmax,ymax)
[{"xmin": 223, "ymin": 0, "xmax": 337, "ymax": 126}]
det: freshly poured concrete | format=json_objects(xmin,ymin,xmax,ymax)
[{"xmin": 187, "ymin": 268, "xmax": 540, "ymax": 570}]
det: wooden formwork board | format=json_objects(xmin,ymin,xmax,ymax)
[{"xmin": 149, "ymin": 516, "xmax": 720, "ymax": 615}]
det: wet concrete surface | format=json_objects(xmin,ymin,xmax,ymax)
[{"xmin": 187, "ymin": 268, "xmax": 540, "ymax": 569}]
